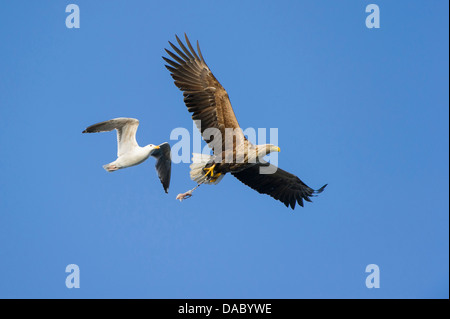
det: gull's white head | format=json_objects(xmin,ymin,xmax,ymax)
[{"xmin": 145, "ymin": 144, "xmax": 161, "ymax": 156}]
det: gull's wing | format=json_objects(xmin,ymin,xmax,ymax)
[
  {"xmin": 82, "ymin": 118, "xmax": 139, "ymax": 157},
  {"xmin": 151, "ymin": 142, "xmax": 172, "ymax": 193},
  {"xmin": 232, "ymin": 163, "xmax": 327, "ymax": 209},
  {"xmin": 163, "ymin": 34, "xmax": 247, "ymax": 154}
]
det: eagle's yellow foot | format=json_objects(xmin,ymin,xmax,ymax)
[
  {"xmin": 210, "ymin": 172, "xmax": 222, "ymax": 183},
  {"xmin": 203, "ymin": 164, "xmax": 216, "ymax": 177}
]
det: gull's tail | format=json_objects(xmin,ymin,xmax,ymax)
[{"xmin": 103, "ymin": 163, "xmax": 119, "ymax": 172}]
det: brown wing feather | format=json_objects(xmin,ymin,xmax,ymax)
[
  {"xmin": 232, "ymin": 163, "xmax": 327, "ymax": 209},
  {"xmin": 164, "ymin": 34, "xmax": 245, "ymax": 153}
]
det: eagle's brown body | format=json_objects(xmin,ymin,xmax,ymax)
[{"xmin": 201, "ymin": 143, "xmax": 274, "ymax": 175}]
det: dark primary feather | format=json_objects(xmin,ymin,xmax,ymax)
[
  {"xmin": 232, "ymin": 163, "xmax": 327, "ymax": 209},
  {"xmin": 151, "ymin": 142, "xmax": 172, "ymax": 193},
  {"xmin": 163, "ymin": 34, "xmax": 246, "ymax": 154}
]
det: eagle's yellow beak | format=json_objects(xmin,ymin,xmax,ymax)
[{"xmin": 154, "ymin": 145, "xmax": 160, "ymax": 149}]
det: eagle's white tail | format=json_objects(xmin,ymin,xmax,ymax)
[{"xmin": 190, "ymin": 153, "xmax": 224, "ymax": 185}]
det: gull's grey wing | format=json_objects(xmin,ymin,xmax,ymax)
[
  {"xmin": 82, "ymin": 118, "xmax": 139, "ymax": 157},
  {"xmin": 151, "ymin": 142, "xmax": 172, "ymax": 193}
]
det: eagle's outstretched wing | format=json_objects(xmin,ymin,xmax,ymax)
[
  {"xmin": 164, "ymin": 34, "xmax": 246, "ymax": 154},
  {"xmin": 232, "ymin": 163, "xmax": 327, "ymax": 209}
]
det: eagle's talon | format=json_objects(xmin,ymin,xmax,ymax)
[
  {"xmin": 203, "ymin": 164, "xmax": 216, "ymax": 177},
  {"xmin": 210, "ymin": 172, "xmax": 222, "ymax": 183}
]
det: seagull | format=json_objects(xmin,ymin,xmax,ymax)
[{"xmin": 82, "ymin": 117, "xmax": 172, "ymax": 193}]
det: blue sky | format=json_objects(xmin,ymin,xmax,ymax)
[{"xmin": 0, "ymin": 1, "xmax": 448, "ymax": 298}]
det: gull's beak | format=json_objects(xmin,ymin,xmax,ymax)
[
  {"xmin": 154, "ymin": 145, "xmax": 160, "ymax": 149},
  {"xmin": 277, "ymin": 146, "xmax": 281, "ymax": 152}
]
